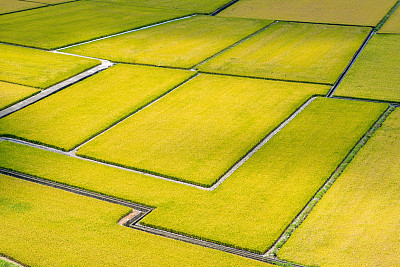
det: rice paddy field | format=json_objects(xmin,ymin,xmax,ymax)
[
  {"xmin": 0, "ymin": 98, "xmax": 388, "ymax": 253},
  {"xmin": 0, "ymin": 43, "xmax": 99, "ymax": 88},
  {"xmin": 198, "ymin": 22, "xmax": 369, "ymax": 84},
  {"xmin": 0, "ymin": 174, "xmax": 270, "ymax": 267},
  {"xmin": 335, "ymin": 34, "xmax": 400, "ymax": 103},
  {"xmin": 77, "ymin": 75, "xmax": 329, "ymax": 186},
  {"xmin": 63, "ymin": 15, "xmax": 273, "ymax": 68},
  {"xmin": 0, "ymin": 82, "xmax": 39, "ymax": 110},
  {"xmin": 0, "ymin": 1, "xmax": 190, "ymax": 49},
  {"xmin": 219, "ymin": 0, "xmax": 398, "ymax": 26},
  {"xmin": 0, "ymin": 64, "xmax": 194, "ymax": 150},
  {"xmin": 1, "ymin": 0, "xmax": 400, "ymax": 266},
  {"xmin": 0, "ymin": 0, "xmax": 45, "ymax": 14},
  {"xmin": 278, "ymin": 108, "xmax": 400, "ymax": 266},
  {"xmin": 86, "ymin": 0, "xmax": 233, "ymax": 13},
  {"xmin": 380, "ymin": 5, "xmax": 400, "ymax": 33}
]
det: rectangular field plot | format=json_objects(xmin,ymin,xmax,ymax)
[
  {"xmin": 335, "ymin": 34, "xmax": 400, "ymax": 103},
  {"xmin": 198, "ymin": 22, "xmax": 369, "ymax": 84},
  {"xmin": 77, "ymin": 74, "xmax": 329, "ymax": 186},
  {"xmin": 0, "ymin": 0, "xmax": 45, "ymax": 14},
  {"xmin": 0, "ymin": 64, "xmax": 194, "ymax": 151},
  {"xmin": 86, "ymin": 0, "xmax": 232, "ymax": 13},
  {"xmin": 0, "ymin": 1, "xmax": 190, "ymax": 49},
  {"xmin": 0, "ymin": 175, "xmax": 267, "ymax": 266},
  {"xmin": 380, "ymin": 6, "xmax": 400, "ymax": 33},
  {"xmin": 0, "ymin": 44, "xmax": 99, "ymax": 89},
  {"xmin": 0, "ymin": 98, "xmax": 388, "ymax": 254},
  {"xmin": 63, "ymin": 16, "xmax": 272, "ymax": 68},
  {"xmin": 140, "ymin": 98, "xmax": 388, "ymax": 252},
  {"xmin": 278, "ymin": 108, "xmax": 400, "ymax": 266},
  {"xmin": 219, "ymin": 0, "xmax": 398, "ymax": 26},
  {"xmin": 0, "ymin": 81, "xmax": 39, "ymax": 110}
]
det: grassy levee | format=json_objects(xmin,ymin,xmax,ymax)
[
  {"xmin": 335, "ymin": 34, "xmax": 400, "ymax": 103},
  {"xmin": 198, "ymin": 22, "xmax": 370, "ymax": 84},
  {"xmin": 0, "ymin": 44, "xmax": 99, "ymax": 89},
  {"xmin": 0, "ymin": 1, "xmax": 191, "ymax": 49},
  {"xmin": 63, "ymin": 16, "xmax": 272, "ymax": 69},
  {"xmin": 0, "ymin": 81, "xmax": 39, "ymax": 110},
  {"xmin": 0, "ymin": 98, "xmax": 387, "ymax": 253},
  {"xmin": 218, "ymin": 0, "xmax": 398, "ymax": 26},
  {"xmin": 0, "ymin": 257, "xmax": 19, "ymax": 267},
  {"xmin": 86, "ymin": 0, "xmax": 233, "ymax": 13},
  {"xmin": 0, "ymin": 64, "xmax": 194, "ymax": 151},
  {"xmin": 0, "ymin": 0, "xmax": 46, "ymax": 15},
  {"xmin": 278, "ymin": 108, "xmax": 400, "ymax": 266},
  {"xmin": 380, "ymin": 2, "xmax": 400, "ymax": 33},
  {"xmin": 0, "ymin": 175, "xmax": 270, "ymax": 266},
  {"xmin": 77, "ymin": 74, "xmax": 329, "ymax": 186}
]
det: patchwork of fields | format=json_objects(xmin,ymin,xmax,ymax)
[{"xmin": 0, "ymin": 0, "xmax": 399, "ymax": 266}]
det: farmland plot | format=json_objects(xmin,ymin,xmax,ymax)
[
  {"xmin": 219, "ymin": 0, "xmax": 398, "ymax": 26},
  {"xmin": 198, "ymin": 22, "xmax": 369, "ymax": 84},
  {"xmin": 63, "ymin": 15, "xmax": 272, "ymax": 68},
  {"xmin": 0, "ymin": 1, "xmax": 190, "ymax": 49},
  {"xmin": 380, "ymin": 5, "xmax": 400, "ymax": 33},
  {"xmin": 77, "ymin": 74, "xmax": 329, "ymax": 186},
  {"xmin": 278, "ymin": 108, "xmax": 400, "ymax": 266},
  {"xmin": 335, "ymin": 34, "xmax": 400, "ymax": 102},
  {"xmin": 0, "ymin": 64, "xmax": 194, "ymax": 151},
  {"xmin": 0, "ymin": 0, "xmax": 45, "ymax": 14},
  {"xmin": 86, "ymin": 0, "xmax": 233, "ymax": 13},
  {"xmin": 0, "ymin": 98, "xmax": 387, "ymax": 252},
  {"xmin": 0, "ymin": 81, "xmax": 39, "ymax": 110},
  {"xmin": 0, "ymin": 174, "xmax": 268, "ymax": 266},
  {"xmin": 0, "ymin": 44, "xmax": 99, "ymax": 89}
]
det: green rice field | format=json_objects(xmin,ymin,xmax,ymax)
[
  {"xmin": 0, "ymin": 64, "xmax": 194, "ymax": 151},
  {"xmin": 77, "ymin": 74, "xmax": 329, "ymax": 186},
  {"xmin": 0, "ymin": 174, "xmax": 270, "ymax": 266},
  {"xmin": 1, "ymin": 0, "xmax": 400, "ymax": 265},
  {"xmin": 86, "ymin": 0, "xmax": 232, "ymax": 13},
  {"xmin": 335, "ymin": 34, "xmax": 400, "ymax": 103},
  {"xmin": 0, "ymin": 0, "xmax": 45, "ymax": 14},
  {"xmin": 198, "ymin": 22, "xmax": 369, "ymax": 84},
  {"xmin": 278, "ymin": 108, "xmax": 400, "ymax": 266},
  {"xmin": 0, "ymin": 98, "xmax": 387, "ymax": 253},
  {"xmin": 0, "ymin": 81, "xmax": 39, "ymax": 110},
  {"xmin": 0, "ymin": 43, "xmax": 99, "ymax": 89},
  {"xmin": 219, "ymin": 0, "xmax": 398, "ymax": 26},
  {"xmin": 380, "ymin": 5, "xmax": 400, "ymax": 33},
  {"xmin": 0, "ymin": 1, "xmax": 190, "ymax": 49},
  {"xmin": 63, "ymin": 15, "xmax": 272, "ymax": 68}
]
